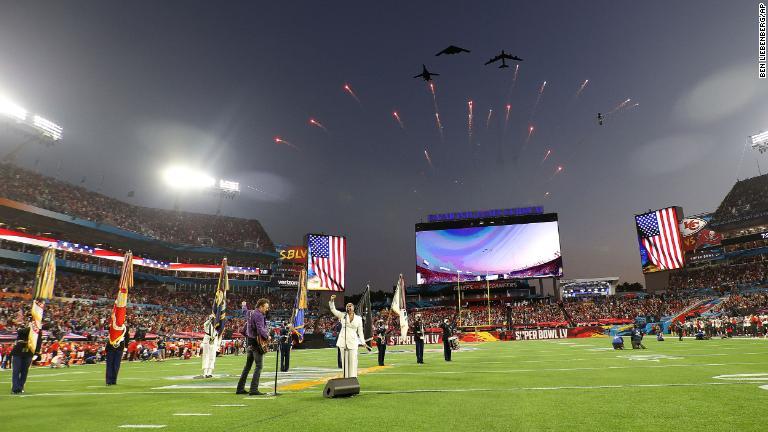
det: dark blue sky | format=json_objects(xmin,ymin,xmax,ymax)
[{"xmin": 1, "ymin": 1, "xmax": 766, "ymax": 292}]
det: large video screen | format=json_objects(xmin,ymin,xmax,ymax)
[
  {"xmin": 635, "ymin": 207, "xmax": 685, "ymax": 273},
  {"xmin": 416, "ymin": 214, "xmax": 563, "ymax": 285}
]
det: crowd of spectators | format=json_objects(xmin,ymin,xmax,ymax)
[
  {"xmin": 711, "ymin": 174, "xmax": 768, "ymax": 226},
  {"xmin": 668, "ymin": 258, "xmax": 768, "ymax": 292},
  {"xmin": 0, "ymin": 163, "xmax": 274, "ymax": 251}
]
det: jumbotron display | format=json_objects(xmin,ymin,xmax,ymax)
[{"xmin": 416, "ymin": 213, "xmax": 563, "ymax": 285}]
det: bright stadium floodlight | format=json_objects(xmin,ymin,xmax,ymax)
[
  {"xmin": 33, "ymin": 115, "xmax": 63, "ymax": 141},
  {"xmin": 0, "ymin": 96, "xmax": 27, "ymax": 122},
  {"xmin": 162, "ymin": 166, "xmax": 216, "ymax": 190},
  {"xmin": 218, "ymin": 179, "xmax": 240, "ymax": 193},
  {"xmin": 751, "ymin": 130, "xmax": 768, "ymax": 153}
]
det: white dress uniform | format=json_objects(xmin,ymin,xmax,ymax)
[
  {"xmin": 201, "ymin": 318, "xmax": 219, "ymax": 377},
  {"xmin": 329, "ymin": 301, "xmax": 366, "ymax": 378}
]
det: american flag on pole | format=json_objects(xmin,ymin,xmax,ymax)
[
  {"xmin": 635, "ymin": 207, "xmax": 684, "ymax": 272},
  {"xmin": 306, "ymin": 234, "xmax": 346, "ymax": 291}
]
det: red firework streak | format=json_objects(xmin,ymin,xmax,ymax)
[
  {"xmin": 428, "ymin": 83, "xmax": 443, "ymax": 139},
  {"xmin": 109, "ymin": 251, "xmax": 134, "ymax": 347},
  {"xmin": 309, "ymin": 117, "xmax": 328, "ymax": 132},
  {"xmin": 575, "ymin": 79, "xmax": 589, "ymax": 98},
  {"xmin": 503, "ymin": 104, "xmax": 512, "ymax": 134},
  {"xmin": 530, "ymin": 80, "xmax": 547, "ymax": 120},
  {"xmin": 392, "ymin": 111, "xmax": 405, "ymax": 129},
  {"xmin": 541, "ymin": 149, "xmax": 552, "ymax": 163},
  {"xmin": 525, "ymin": 124, "xmax": 535, "ymax": 144},
  {"xmin": 608, "ymin": 98, "xmax": 631, "ymax": 114},
  {"xmin": 274, "ymin": 136, "xmax": 299, "ymax": 150},
  {"xmin": 467, "ymin": 100, "xmax": 474, "ymax": 143},
  {"xmin": 549, "ymin": 165, "xmax": 564, "ymax": 180},
  {"xmin": 343, "ymin": 83, "xmax": 361, "ymax": 104}
]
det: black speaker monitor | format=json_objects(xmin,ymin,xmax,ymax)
[{"xmin": 323, "ymin": 377, "xmax": 360, "ymax": 398}]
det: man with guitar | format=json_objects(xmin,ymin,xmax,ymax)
[
  {"xmin": 329, "ymin": 295, "xmax": 370, "ymax": 378},
  {"xmin": 236, "ymin": 299, "xmax": 271, "ymax": 396}
]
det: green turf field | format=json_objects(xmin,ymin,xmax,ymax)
[{"xmin": 1, "ymin": 337, "xmax": 767, "ymax": 431}]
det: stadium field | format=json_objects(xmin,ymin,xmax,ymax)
[{"xmin": 2, "ymin": 337, "xmax": 767, "ymax": 431}]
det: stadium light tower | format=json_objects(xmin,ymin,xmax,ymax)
[
  {"xmin": 162, "ymin": 166, "xmax": 216, "ymax": 190},
  {"xmin": 750, "ymin": 130, "xmax": 768, "ymax": 154},
  {"xmin": 1, "ymin": 92, "xmax": 63, "ymax": 162}
]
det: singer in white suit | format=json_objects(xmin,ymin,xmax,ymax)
[{"xmin": 329, "ymin": 295, "xmax": 368, "ymax": 378}]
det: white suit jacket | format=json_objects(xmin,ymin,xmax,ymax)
[{"xmin": 329, "ymin": 301, "xmax": 366, "ymax": 350}]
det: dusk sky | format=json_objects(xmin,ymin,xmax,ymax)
[{"xmin": 1, "ymin": 1, "xmax": 766, "ymax": 293}]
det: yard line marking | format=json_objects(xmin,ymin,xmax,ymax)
[
  {"xmin": 373, "ymin": 361, "xmax": 765, "ymax": 375},
  {"xmin": 173, "ymin": 413, "xmax": 211, "ymax": 416},
  {"xmin": 363, "ymin": 381, "xmax": 756, "ymax": 394}
]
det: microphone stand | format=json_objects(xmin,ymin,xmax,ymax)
[{"xmin": 272, "ymin": 338, "xmax": 280, "ymax": 396}]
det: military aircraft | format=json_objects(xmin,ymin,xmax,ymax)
[
  {"xmin": 484, "ymin": 50, "xmax": 523, "ymax": 68},
  {"xmin": 435, "ymin": 45, "xmax": 471, "ymax": 56},
  {"xmin": 597, "ymin": 112, "xmax": 604, "ymax": 126},
  {"xmin": 413, "ymin": 64, "xmax": 440, "ymax": 81}
]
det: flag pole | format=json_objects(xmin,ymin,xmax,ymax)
[
  {"xmin": 457, "ymin": 270, "xmax": 462, "ymax": 327},
  {"xmin": 487, "ymin": 273, "xmax": 491, "ymax": 326}
]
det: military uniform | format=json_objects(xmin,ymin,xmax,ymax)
[
  {"xmin": 279, "ymin": 326, "xmax": 292, "ymax": 372},
  {"xmin": 105, "ymin": 329, "xmax": 128, "ymax": 385},
  {"xmin": 11, "ymin": 326, "xmax": 41, "ymax": 394},
  {"xmin": 414, "ymin": 320, "xmax": 425, "ymax": 364},
  {"xmin": 439, "ymin": 321, "xmax": 454, "ymax": 361},
  {"xmin": 374, "ymin": 323, "xmax": 388, "ymax": 366}
]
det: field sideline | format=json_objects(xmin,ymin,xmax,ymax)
[{"xmin": 1, "ymin": 337, "xmax": 767, "ymax": 431}]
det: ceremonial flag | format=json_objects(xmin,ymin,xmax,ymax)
[
  {"xmin": 306, "ymin": 234, "xmax": 346, "ymax": 291},
  {"xmin": 291, "ymin": 269, "xmax": 308, "ymax": 342},
  {"xmin": 356, "ymin": 284, "xmax": 373, "ymax": 342},
  {"xmin": 27, "ymin": 247, "xmax": 56, "ymax": 352},
  {"xmin": 109, "ymin": 251, "xmax": 133, "ymax": 347},
  {"xmin": 635, "ymin": 207, "xmax": 685, "ymax": 272},
  {"xmin": 391, "ymin": 274, "xmax": 409, "ymax": 337},
  {"xmin": 212, "ymin": 258, "xmax": 229, "ymax": 336}
]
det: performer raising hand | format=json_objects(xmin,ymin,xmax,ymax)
[{"xmin": 329, "ymin": 294, "xmax": 369, "ymax": 378}]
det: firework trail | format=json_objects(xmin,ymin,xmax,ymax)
[
  {"xmin": 625, "ymin": 102, "xmax": 640, "ymax": 111},
  {"xmin": 505, "ymin": 64, "xmax": 521, "ymax": 102},
  {"xmin": 486, "ymin": 108, "xmax": 493, "ymax": 130},
  {"xmin": 274, "ymin": 136, "xmax": 299, "ymax": 150},
  {"xmin": 392, "ymin": 111, "xmax": 405, "ymax": 129},
  {"xmin": 575, "ymin": 79, "xmax": 589, "ymax": 98},
  {"xmin": 525, "ymin": 124, "xmax": 535, "ymax": 145},
  {"xmin": 343, "ymin": 83, "xmax": 361, "ymax": 105},
  {"xmin": 544, "ymin": 191, "xmax": 551, "ymax": 198},
  {"xmin": 434, "ymin": 112, "xmax": 444, "ymax": 138},
  {"xmin": 608, "ymin": 98, "xmax": 631, "ymax": 114},
  {"xmin": 308, "ymin": 118, "xmax": 328, "ymax": 132},
  {"xmin": 424, "ymin": 149, "xmax": 434, "ymax": 169},
  {"xmin": 513, "ymin": 64, "xmax": 519, "ymax": 87},
  {"xmin": 503, "ymin": 104, "xmax": 512, "ymax": 134},
  {"xmin": 549, "ymin": 165, "xmax": 564, "ymax": 180},
  {"xmin": 467, "ymin": 100, "xmax": 474, "ymax": 143},
  {"xmin": 529, "ymin": 80, "xmax": 547, "ymax": 120},
  {"xmin": 541, "ymin": 149, "xmax": 552, "ymax": 164},
  {"xmin": 428, "ymin": 82, "xmax": 443, "ymax": 140}
]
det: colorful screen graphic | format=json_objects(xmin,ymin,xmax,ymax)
[{"xmin": 416, "ymin": 215, "xmax": 562, "ymax": 284}]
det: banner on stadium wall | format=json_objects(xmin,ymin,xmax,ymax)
[
  {"xmin": 278, "ymin": 246, "xmax": 307, "ymax": 263},
  {"xmin": 687, "ymin": 248, "xmax": 725, "ymax": 264},
  {"xmin": 0, "ymin": 227, "xmax": 267, "ymax": 275},
  {"xmin": 511, "ymin": 326, "xmax": 607, "ymax": 340},
  {"xmin": 681, "ymin": 214, "xmax": 721, "ymax": 252},
  {"xmin": 386, "ymin": 334, "xmax": 443, "ymax": 345}
]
